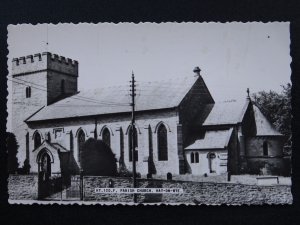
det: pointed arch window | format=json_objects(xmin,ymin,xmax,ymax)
[
  {"xmin": 26, "ymin": 87, "xmax": 31, "ymax": 98},
  {"xmin": 157, "ymin": 124, "xmax": 168, "ymax": 161},
  {"xmin": 61, "ymin": 79, "xmax": 65, "ymax": 94},
  {"xmin": 263, "ymin": 141, "xmax": 268, "ymax": 156},
  {"xmin": 26, "ymin": 132, "xmax": 29, "ymax": 160},
  {"xmin": 70, "ymin": 131, "xmax": 74, "ymax": 153},
  {"xmin": 77, "ymin": 130, "xmax": 85, "ymax": 162},
  {"xmin": 34, "ymin": 132, "xmax": 41, "ymax": 149},
  {"xmin": 148, "ymin": 125, "xmax": 153, "ymax": 162},
  {"xmin": 102, "ymin": 128, "xmax": 111, "ymax": 147},
  {"xmin": 191, "ymin": 152, "xmax": 195, "ymax": 163},
  {"xmin": 119, "ymin": 128, "xmax": 124, "ymax": 164},
  {"xmin": 128, "ymin": 126, "xmax": 138, "ymax": 162}
]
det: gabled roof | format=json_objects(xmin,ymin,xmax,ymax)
[
  {"xmin": 32, "ymin": 141, "xmax": 69, "ymax": 153},
  {"xmin": 202, "ymin": 100, "xmax": 249, "ymax": 126},
  {"xmin": 201, "ymin": 99, "xmax": 282, "ymax": 136},
  {"xmin": 185, "ymin": 128, "xmax": 233, "ymax": 150},
  {"xmin": 26, "ymin": 76, "xmax": 200, "ymax": 122},
  {"xmin": 253, "ymin": 105, "xmax": 282, "ymax": 136}
]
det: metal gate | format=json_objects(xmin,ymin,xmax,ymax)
[
  {"xmin": 38, "ymin": 173, "xmax": 63, "ymax": 200},
  {"xmin": 66, "ymin": 175, "xmax": 83, "ymax": 200}
]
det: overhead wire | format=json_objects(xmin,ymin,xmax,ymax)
[
  {"xmin": 8, "ymin": 76, "xmax": 221, "ymax": 107},
  {"xmin": 7, "ymin": 78, "xmax": 130, "ymax": 106},
  {"xmin": 8, "ymin": 75, "xmax": 130, "ymax": 105}
]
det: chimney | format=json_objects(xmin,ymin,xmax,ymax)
[{"xmin": 193, "ymin": 66, "xmax": 201, "ymax": 77}]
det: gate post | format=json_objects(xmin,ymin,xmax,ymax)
[{"xmin": 80, "ymin": 169, "xmax": 84, "ymax": 201}]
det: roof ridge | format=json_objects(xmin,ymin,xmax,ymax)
[
  {"xmin": 26, "ymin": 75, "xmax": 199, "ymax": 122},
  {"xmin": 79, "ymin": 75, "xmax": 196, "ymax": 92}
]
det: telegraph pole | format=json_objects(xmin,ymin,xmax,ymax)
[{"xmin": 130, "ymin": 71, "xmax": 137, "ymax": 203}]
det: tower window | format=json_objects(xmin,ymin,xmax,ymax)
[
  {"xmin": 102, "ymin": 128, "xmax": 111, "ymax": 147},
  {"xmin": 61, "ymin": 79, "xmax": 65, "ymax": 94},
  {"xmin": 128, "ymin": 126, "xmax": 138, "ymax": 162},
  {"xmin": 26, "ymin": 87, "xmax": 31, "ymax": 98},
  {"xmin": 263, "ymin": 141, "xmax": 269, "ymax": 156},
  {"xmin": 157, "ymin": 124, "xmax": 168, "ymax": 161}
]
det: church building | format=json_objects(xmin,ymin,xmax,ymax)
[{"xmin": 11, "ymin": 52, "xmax": 289, "ymax": 179}]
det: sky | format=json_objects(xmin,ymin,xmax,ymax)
[{"xmin": 6, "ymin": 22, "xmax": 291, "ymax": 131}]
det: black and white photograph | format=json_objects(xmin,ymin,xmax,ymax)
[{"xmin": 6, "ymin": 22, "xmax": 292, "ymax": 205}]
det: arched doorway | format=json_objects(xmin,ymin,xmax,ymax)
[
  {"xmin": 37, "ymin": 150, "xmax": 53, "ymax": 199},
  {"xmin": 39, "ymin": 151, "xmax": 52, "ymax": 182},
  {"xmin": 207, "ymin": 152, "xmax": 216, "ymax": 173}
]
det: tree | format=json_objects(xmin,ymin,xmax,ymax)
[
  {"xmin": 252, "ymin": 83, "xmax": 291, "ymax": 137},
  {"xmin": 22, "ymin": 159, "xmax": 31, "ymax": 174},
  {"xmin": 81, "ymin": 138, "xmax": 117, "ymax": 176},
  {"xmin": 6, "ymin": 132, "xmax": 19, "ymax": 174}
]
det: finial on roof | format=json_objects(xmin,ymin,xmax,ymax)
[
  {"xmin": 247, "ymin": 88, "xmax": 250, "ymax": 100},
  {"xmin": 193, "ymin": 66, "xmax": 201, "ymax": 77}
]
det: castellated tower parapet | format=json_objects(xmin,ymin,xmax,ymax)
[{"xmin": 12, "ymin": 52, "xmax": 78, "ymax": 77}]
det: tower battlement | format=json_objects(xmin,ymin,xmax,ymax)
[{"xmin": 12, "ymin": 52, "xmax": 78, "ymax": 76}]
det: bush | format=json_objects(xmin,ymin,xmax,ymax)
[
  {"xmin": 81, "ymin": 138, "xmax": 117, "ymax": 176},
  {"xmin": 6, "ymin": 132, "xmax": 19, "ymax": 174},
  {"xmin": 22, "ymin": 159, "xmax": 31, "ymax": 174},
  {"xmin": 118, "ymin": 165, "xmax": 133, "ymax": 177}
]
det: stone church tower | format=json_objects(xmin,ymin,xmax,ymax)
[{"xmin": 11, "ymin": 52, "xmax": 78, "ymax": 165}]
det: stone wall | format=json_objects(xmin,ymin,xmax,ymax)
[
  {"xmin": 246, "ymin": 157, "xmax": 290, "ymax": 176},
  {"xmin": 244, "ymin": 136, "xmax": 288, "ymax": 175},
  {"xmin": 7, "ymin": 175, "xmax": 292, "ymax": 204},
  {"xmin": 245, "ymin": 136, "xmax": 284, "ymax": 157},
  {"xmin": 83, "ymin": 176, "xmax": 292, "ymax": 204},
  {"xmin": 8, "ymin": 175, "xmax": 38, "ymax": 200},
  {"xmin": 83, "ymin": 176, "xmax": 134, "ymax": 202}
]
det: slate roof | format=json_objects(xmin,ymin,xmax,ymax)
[
  {"xmin": 202, "ymin": 100, "xmax": 248, "ymax": 126},
  {"xmin": 253, "ymin": 105, "xmax": 282, "ymax": 136},
  {"xmin": 185, "ymin": 128, "xmax": 233, "ymax": 150},
  {"xmin": 200, "ymin": 100, "xmax": 282, "ymax": 136},
  {"xmin": 26, "ymin": 76, "xmax": 199, "ymax": 122}
]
